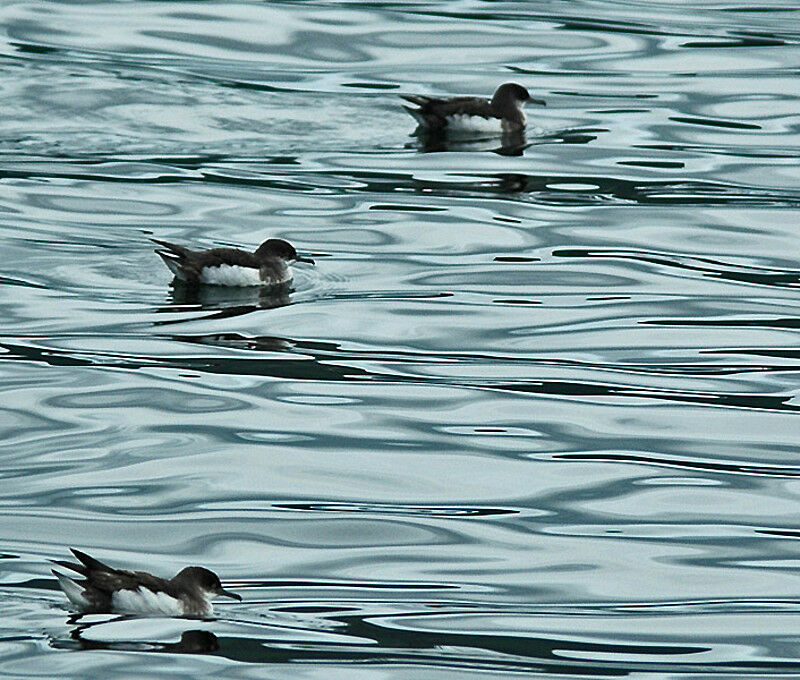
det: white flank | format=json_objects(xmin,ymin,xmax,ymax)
[
  {"xmin": 445, "ymin": 114, "xmax": 504, "ymax": 133},
  {"xmin": 111, "ymin": 587, "xmax": 185, "ymax": 616},
  {"xmin": 54, "ymin": 571, "xmax": 91, "ymax": 610},
  {"xmin": 199, "ymin": 264, "xmax": 264, "ymax": 287}
]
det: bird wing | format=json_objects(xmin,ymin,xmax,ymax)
[
  {"xmin": 67, "ymin": 549, "xmax": 171, "ymax": 595},
  {"xmin": 70, "ymin": 548, "xmax": 117, "ymax": 573},
  {"xmin": 194, "ymin": 247, "xmax": 259, "ymax": 270},
  {"xmin": 430, "ymin": 97, "xmax": 494, "ymax": 118},
  {"xmin": 400, "ymin": 95, "xmax": 494, "ymax": 127},
  {"xmin": 52, "ymin": 548, "xmax": 116, "ymax": 577}
]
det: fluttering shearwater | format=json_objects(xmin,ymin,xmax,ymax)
[
  {"xmin": 152, "ymin": 237, "xmax": 315, "ymax": 287},
  {"xmin": 52, "ymin": 548, "xmax": 242, "ymax": 617},
  {"xmin": 401, "ymin": 82, "xmax": 545, "ymax": 133}
]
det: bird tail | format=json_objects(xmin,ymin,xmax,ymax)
[
  {"xmin": 400, "ymin": 94, "xmax": 430, "ymax": 107},
  {"xmin": 51, "ymin": 558, "xmax": 86, "ymax": 576},
  {"xmin": 150, "ymin": 238, "xmax": 189, "ymax": 257},
  {"xmin": 150, "ymin": 240, "xmax": 189, "ymax": 280},
  {"xmin": 400, "ymin": 95, "xmax": 436, "ymax": 128},
  {"xmin": 155, "ymin": 251, "xmax": 187, "ymax": 280},
  {"xmin": 401, "ymin": 105, "xmax": 428, "ymax": 127},
  {"xmin": 52, "ymin": 569, "xmax": 91, "ymax": 609}
]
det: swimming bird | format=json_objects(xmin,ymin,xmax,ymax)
[
  {"xmin": 401, "ymin": 82, "xmax": 545, "ymax": 133},
  {"xmin": 52, "ymin": 548, "xmax": 242, "ymax": 617},
  {"xmin": 152, "ymin": 237, "xmax": 314, "ymax": 287}
]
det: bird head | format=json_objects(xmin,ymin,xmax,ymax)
[
  {"xmin": 174, "ymin": 566, "xmax": 242, "ymax": 602},
  {"xmin": 255, "ymin": 239, "xmax": 315, "ymax": 264}
]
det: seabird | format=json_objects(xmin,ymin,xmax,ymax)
[
  {"xmin": 52, "ymin": 548, "xmax": 242, "ymax": 617},
  {"xmin": 401, "ymin": 82, "xmax": 545, "ymax": 133},
  {"xmin": 152, "ymin": 237, "xmax": 314, "ymax": 287}
]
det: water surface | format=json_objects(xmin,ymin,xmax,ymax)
[{"xmin": 2, "ymin": 1, "xmax": 800, "ymax": 677}]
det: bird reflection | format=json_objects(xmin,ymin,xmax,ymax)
[
  {"xmin": 51, "ymin": 623, "xmax": 219, "ymax": 655},
  {"xmin": 168, "ymin": 280, "xmax": 291, "ymax": 309},
  {"xmin": 153, "ymin": 281, "xmax": 291, "ymax": 325},
  {"xmin": 168, "ymin": 332, "xmax": 296, "ymax": 352},
  {"xmin": 408, "ymin": 125, "xmax": 603, "ymax": 155},
  {"xmin": 409, "ymin": 128, "xmax": 529, "ymax": 156}
]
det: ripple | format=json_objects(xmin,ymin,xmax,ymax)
[{"xmin": 3, "ymin": 0, "xmax": 800, "ymax": 677}]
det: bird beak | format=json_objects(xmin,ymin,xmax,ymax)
[
  {"xmin": 295, "ymin": 255, "xmax": 315, "ymax": 265},
  {"xmin": 527, "ymin": 98, "xmax": 546, "ymax": 107},
  {"xmin": 217, "ymin": 587, "xmax": 242, "ymax": 601}
]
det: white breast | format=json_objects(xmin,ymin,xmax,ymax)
[
  {"xmin": 263, "ymin": 263, "xmax": 292, "ymax": 286},
  {"xmin": 111, "ymin": 587, "xmax": 185, "ymax": 616},
  {"xmin": 199, "ymin": 264, "xmax": 263, "ymax": 287},
  {"xmin": 445, "ymin": 114, "xmax": 504, "ymax": 133}
]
